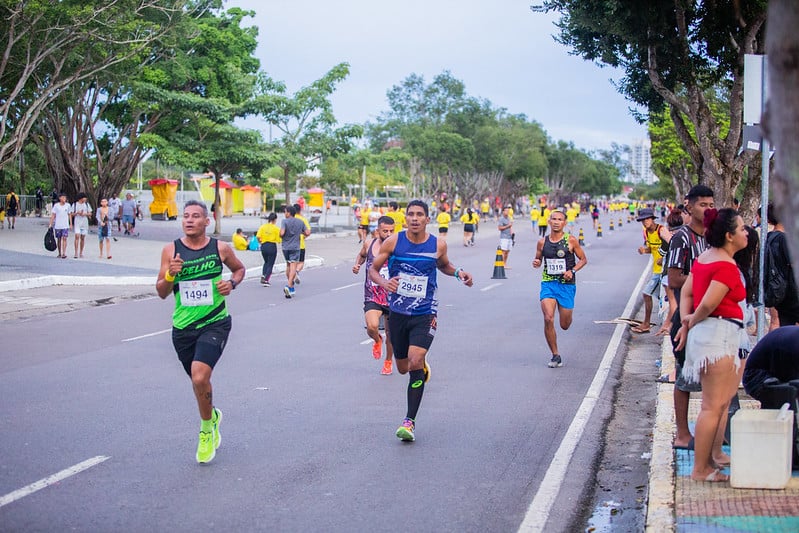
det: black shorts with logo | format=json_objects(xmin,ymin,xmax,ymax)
[
  {"xmin": 388, "ymin": 312, "xmax": 436, "ymax": 359},
  {"xmin": 172, "ymin": 315, "xmax": 232, "ymax": 376}
]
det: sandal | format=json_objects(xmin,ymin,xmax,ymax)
[
  {"xmin": 631, "ymin": 325, "xmax": 651, "ymax": 334},
  {"xmin": 694, "ymin": 468, "xmax": 728, "ymax": 483}
]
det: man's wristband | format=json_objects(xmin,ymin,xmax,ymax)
[
  {"xmin": 164, "ymin": 271, "xmax": 175, "ymax": 283},
  {"xmin": 454, "ymin": 267, "xmax": 462, "ymax": 279}
]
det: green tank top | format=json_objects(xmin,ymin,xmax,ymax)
[{"xmin": 172, "ymin": 238, "xmax": 228, "ymax": 330}]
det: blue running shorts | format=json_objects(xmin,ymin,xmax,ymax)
[{"xmin": 539, "ymin": 280, "xmax": 576, "ymax": 309}]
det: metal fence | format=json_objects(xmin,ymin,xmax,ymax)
[{"xmin": 0, "ymin": 195, "xmax": 51, "ymax": 216}]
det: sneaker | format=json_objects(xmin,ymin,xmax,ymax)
[
  {"xmin": 381, "ymin": 360, "xmax": 393, "ymax": 375},
  {"xmin": 260, "ymin": 276, "xmax": 267, "ymax": 286},
  {"xmin": 196, "ymin": 430, "xmax": 215, "ymax": 463},
  {"xmin": 372, "ymin": 338, "xmax": 382, "ymax": 359},
  {"xmin": 423, "ymin": 361, "xmax": 431, "ymax": 383},
  {"xmin": 396, "ymin": 418, "xmax": 415, "ymax": 442},
  {"xmin": 548, "ymin": 355, "xmax": 563, "ymax": 368},
  {"xmin": 264, "ymin": 281, "xmax": 271, "ymax": 287},
  {"xmin": 284, "ymin": 286, "xmax": 292, "ymax": 299},
  {"xmin": 294, "ymin": 275, "xmax": 301, "ymax": 285},
  {"xmin": 212, "ymin": 408, "xmax": 223, "ymax": 450}
]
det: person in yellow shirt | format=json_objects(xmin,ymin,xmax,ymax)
[
  {"xmin": 256, "ymin": 212, "xmax": 281, "ymax": 286},
  {"xmin": 358, "ymin": 204, "xmax": 371, "ymax": 243},
  {"xmin": 632, "ymin": 208, "xmax": 669, "ymax": 333},
  {"xmin": 436, "ymin": 206, "xmax": 451, "ymax": 240},
  {"xmin": 293, "ymin": 202, "xmax": 312, "ymax": 284},
  {"xmin": 566, "ymin": 205, "xmax": 578, "ymax": 232},
  {"xmin": 232, "ymin": 228, "xmax": 249, "ymax": 251},
  {"xmin": 538, "ymin": 205, "xmax": 552, "ymax": 237},
  {"xmin": 530, "ymin": 204, "xmax": 540, "ymax": 233},
  {"xmin": 386, "ymin": 201, "xmax": 406, "ymax": 230},
  {"xmin": 460, "ymin": 208, "xmax": 479, "ymax": 246},
  {"xmin": 480, "ymin": 199, "xmax": 491, "ymax": 222}
]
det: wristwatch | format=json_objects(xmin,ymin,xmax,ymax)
[
  {"xmin": 571, "ymin": 269, "xmax": 576, "ymax": 277},
  {"xmin": 229, "ymin": 279, "xmax": 238, "ymax": 290}
]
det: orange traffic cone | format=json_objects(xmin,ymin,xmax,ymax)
[{"xmin": 491, "ymin": 246, "xmax": 507, "ymax": 279}]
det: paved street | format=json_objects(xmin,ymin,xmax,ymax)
[{"xmin": 0, "ymin": 211, "xmax": 653, "ymax": 531}]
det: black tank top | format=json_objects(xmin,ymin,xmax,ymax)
[{"xmin": 541, "ymin": 234, "xmax": 576, "ymax": 284}]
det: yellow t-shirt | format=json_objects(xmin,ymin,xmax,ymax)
[
  {"xmin": 360, "ymin": 208, "xmax": 371, "ymax": 226},
  {"xmin": 480, "ymin": 201, "xmax": 490, "ymax": 214},
  {"xmin": 530, "ymin": 209, "xmax": 539, "ymax": 222},
  {"xmin": 296, "ymin": 214, "xmax": 311, "ymax": 249},
  {"xmin": 232, "ymin": 233, "xmax": 249, "ymax": 251},
  {"xmin": 436, "ymin": 212, "xmax": 451, "ymax": 228},
  {"xmin": 387, "ymin": 210, "xmax": 406, "ymax": 228},
  {"xmin": 460, "ymin": 213, "xmax": 478, "ymax": 225},
  {"xmin": 645, "ymin": 225, "xmax": 664, "ymax": 274},
  {"xmin": 256, "ymin": 223, "xmax": 281, "ymax": 244},
  {"xmin": 566, "ymin": 208, "xmax": 578, "ymax": 223}
]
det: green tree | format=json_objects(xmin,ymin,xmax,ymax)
[
  {"xmin": 540, "ymin": 0, "xmax": 767, "ymax": 206},
  {"xmin": 248, "ymin": 63, "xmax": 364, "ymax": 204},
  {"xmin": 0, "ymin": 0, "xmax": 189, "ymax": 169}
]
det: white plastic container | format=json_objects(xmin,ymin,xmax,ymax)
[{"xmin": 730, "ymin": 405, "xmax": 794, "ymax": 489}]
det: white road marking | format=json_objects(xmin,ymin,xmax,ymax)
[
  {"xmin": 121, "ymin": 329, "xmax": 171, "ymax": 342},
  {"xmin": 517, "ymin": 259, "xmax": 651, "ymax": 532},
  {"xmin": 360, "ymin": 339, "xmax": 372, "ymax": 345},
  {"xmin": 480, "ymin": 283, "xmax": 502, "ymax": 292},
  {"xmin": 0, "ymin": 455, "xmax": 110, "ymax": 508},
  {"xmin": 331, "ymin": 282, "xmax": 360, "ymax": 291}
]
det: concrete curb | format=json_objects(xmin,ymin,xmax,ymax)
[
  {"xmin": 645, "ymin": 337, "xmax": 676, "ymax": 532},
  {"xmin": 0, "ymin": 257, "xmax": 325, "ymax": 292}
]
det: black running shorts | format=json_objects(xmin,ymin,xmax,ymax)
[
  {"xmin": 172, "ymin": 315, "xmax": 232, "ymax": 376},
  {"xmin": 388, "ymin": 312, "xmax": 436, "ymax": 359}
]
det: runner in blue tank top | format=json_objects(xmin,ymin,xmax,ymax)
[{"xmin": 369, "ymin": 200, "xmax": 474, "ymax": 442}]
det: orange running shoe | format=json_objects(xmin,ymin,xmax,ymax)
[
  {"xmin": 381, "ymin": 360, "xmax": 392, "ymax": 375},
  {"xmin": 372, "ymin": 338, "xmax": 382, "ymax": 359}
]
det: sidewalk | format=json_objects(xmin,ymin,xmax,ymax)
[
  {"xmin": 647, "ymin": 336, "xmax": 799, "ymax": 532},
  {"xmin": 0, "ymin": 213, "xmax": 360, "ymax": 319}
]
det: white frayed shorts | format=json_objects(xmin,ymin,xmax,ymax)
[{"xmin": 683, "ymin": 317, "xmax": 742, "ymax": 384}]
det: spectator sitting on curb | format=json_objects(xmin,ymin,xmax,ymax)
[{"xmin": 232, "ymin": 228, "xmax": 249, "ymax": 251}]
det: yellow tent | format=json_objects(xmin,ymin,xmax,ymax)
[{"xmin": 148, "ymin": 179, "xmax": 179, "ymax": 220}]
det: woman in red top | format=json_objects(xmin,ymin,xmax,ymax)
[{"xmin": 675, "ymin": 208, "xmax": 749, "ymax": 483}]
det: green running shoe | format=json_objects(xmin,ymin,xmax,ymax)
[
  {"xmin": 212, "ymin": 408, "xmax": 223, "ymax": 450},
  {"xmin": 196, "ymin": 430, "xmax": 215, "ymax": 463},
  {"xmin": 396, "ymin": 417, "xmax": 415, "ymax": 442}
]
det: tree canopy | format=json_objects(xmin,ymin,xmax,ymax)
[{"xmin": 541, "ymin": 0, "xmax": 767, "ymax": 206}]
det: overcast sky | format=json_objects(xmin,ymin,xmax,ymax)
[{"xmin": 227, "ymin": 0, "xmax": 648, "ymax": 152}]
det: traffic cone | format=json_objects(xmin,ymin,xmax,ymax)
[
  {"xmin": 619, "ymin": 217, "xmax": 623, "ymax": 227},
  {"xmin": 578, "ymin": 228, "xmax": 585, "ymax": 246},
  {"xmin": 609, "ymin": 219, "xmax": 615, "ymax": 231},
  {"xmin": 491, "ymin": 246, "xmax": 507, "ymax": 279},
  {"xmin": 597, "ymin": 223, "xmax": 603, "ymax": 238}
]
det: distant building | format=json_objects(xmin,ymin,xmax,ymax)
[{"xmin": 627, "ymin": 139, "xmax": 655, "ymax": 185}]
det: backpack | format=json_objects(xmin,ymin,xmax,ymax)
[
  {"xmin": 44, "ymin": 227, "xmax": 57, "ymax": 251},
  {"xmin": 8, "ymin": 194, "xmax": 17, "ymax": 210},
  {"xmin": 764, "ymin": 232, "xmax": 790, "ymax": 308}
]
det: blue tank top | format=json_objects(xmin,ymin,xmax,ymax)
[{"xmin": 388, "ymin": 232, "xmax": 439, "ymax": 315}]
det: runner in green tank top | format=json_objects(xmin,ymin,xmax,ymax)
[{"xmin": 157, "ymin": 200, "xmax": 245, "ymax": 464}]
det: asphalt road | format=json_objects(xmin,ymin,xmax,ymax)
[{"xmin": 1, "ymin": 215, "xmax": 650, "ymax": 532}]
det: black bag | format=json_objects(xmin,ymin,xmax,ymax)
[
  {"xmin": 44, "ymin": 227, "xmax": 57, "ymax": 251},
  {"xmin": 764, "ymin": 233, "xmax": 789, "ymax": 308}
]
